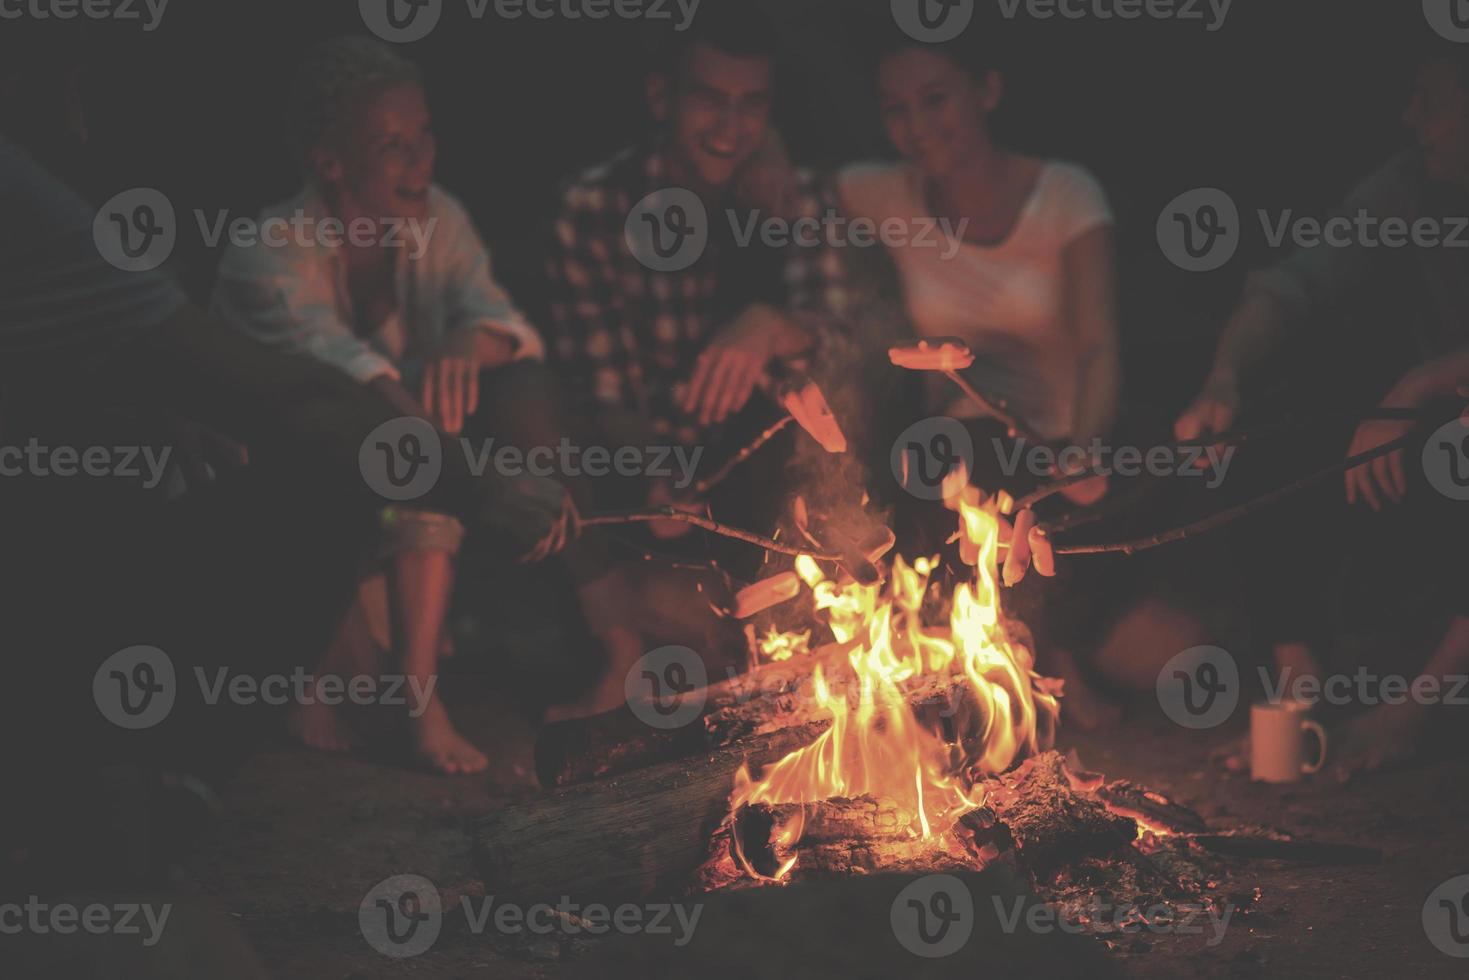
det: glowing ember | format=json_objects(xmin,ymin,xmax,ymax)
[{"xmin": 727, "ymin": 470, "xmax": 1061, "ymax": 881}]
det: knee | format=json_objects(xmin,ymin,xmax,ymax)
[{"xmin": 477, "ymin": 361, "xmax": 564, "ymax": 422}]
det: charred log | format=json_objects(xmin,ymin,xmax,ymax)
[{"xmin": 477, "ymin": 723, "xmax": 827, "ymax": 906}]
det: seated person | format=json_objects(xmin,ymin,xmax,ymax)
[
  {"xmin": 840, "ymin": 35, "xmax": 1118, "ymax": 454},
  {"xmin": 1173, "ymin": 44, "xmax": 1469, "ymax": 773},
  {"xmin": 211, "ymin": 36, "xmax": 545, "ymax": 773},
  {"xmin": 543, "ymin": 5, "xmax": 840, "ymax": 716},
  {"xmin": 0, "ymin": 20, "xmax": 573, "ymax": 908},
  {"xmin": 833, "ymin": 28, "xmax": 1134, "ymax": 728}
]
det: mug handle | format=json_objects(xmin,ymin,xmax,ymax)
[{"xmin": 1300, "ymin": 719, "xmax": 1328, "ymax": 775}]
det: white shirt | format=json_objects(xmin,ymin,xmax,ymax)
[
  {"xmin": 211, "ymin": 184, "xmax": 543, "ymax": 385},
  {"xmin": 839, "ymin": 159, "xmax": 1112, "ymax": 440}
]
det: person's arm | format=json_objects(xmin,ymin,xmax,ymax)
[
  {"xmin": 211, "ymin": 225, "xmax": 443, "ymax": 428},
  {"xmin": 438, "ymin": 195, "xmax": 544, "ymax": 364},
  {"xmin": 428, "ymin": 193, "xmax": 546, "ymax": 432},
  {"xmin": 210, "ymin": 235, "xmax": 402, "ymax": 388},
  {"xmin": 1396, "ymin": 346, "xmax": 1469, "ymax": 403},
  {"xmin": 1178, "ymin": 154, "xmax": 1419, "ymax": 439},
  {"xmin": 107, "ymin": 304, "xmax": 575, "ymax": 559},
  {"xmin": 1174, "ymin": 290, "xmax": 1288, "ymax": 440},
  {"xmin": 1065, "ymin": 224, "xmax": 1120, "ymax": 448},
  {"xmin": 681, "ymin": 171, "xmax": 839, "ymax": 428},
  {"xmin": 1344, "ymin": 345, "xmax": 1469, "ymax": 510},
  {"xmin": 681, "ymin": 303, "xmax": 814, "ymax": 428}
]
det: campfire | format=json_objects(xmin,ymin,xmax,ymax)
[
  {"xmin": 717, "ymin": 470, "xmax": 1060, "ymax": 884},
  {"xmin": 474, "ymin": 455, "xmax": 1375, "ymax": 947}
]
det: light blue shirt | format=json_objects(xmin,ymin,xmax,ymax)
[{"xmin": 211, "ymin": 184, "xmax": 543, "ymax": 384}]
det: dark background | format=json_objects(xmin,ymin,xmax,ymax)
[{"xmin": 60, "ymin": 0, "xmax": 1445, "ymax": 411}]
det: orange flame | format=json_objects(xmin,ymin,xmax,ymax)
[{"xmin": 729, "ymin": 469, "xmax": 1059, "ymax": 880}]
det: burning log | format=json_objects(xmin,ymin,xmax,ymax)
[
  {"xmin": 475, "ymin": 723, "xmax": 828, "ymax": 907},
  {"xmin": 742, "ymin": 796, "xmax": 918, "ymax": 843},
  {"xmin": 729, "ymin": 797, "xmax": 979, "ymax": 882},
  {"xmin": 535, "ymin": 644, "xmax": 858, "ymax": 788},
  {"xmin": 982, "ymin": 755, "xmax": 1139, "ymax": 873},
  {"xmin": 718, "ymin": 753, "xmax": 1153, "ymax": 888},
  {"xmin": 1090, "ymin": 779, "xmax": 1209, "ymax": 835},
  {"xmin": 534, "ymin": 646, "xmax": 1003, "ymax": 789}
]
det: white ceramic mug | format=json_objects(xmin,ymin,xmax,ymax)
[{"xmin": 1250, "ymin": 701, "xmax": 1328, "ymax": 783}]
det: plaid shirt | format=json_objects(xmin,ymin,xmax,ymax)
[{"xmin": 545, "ymin": 143, "xmax": 848, "ymax": 445}]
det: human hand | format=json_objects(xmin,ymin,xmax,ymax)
[
  {"xmin": 1344, "ymin": 418, "xmax": 1414, "ymax": 510},
  {"xmin": 681, "ymin": 306, "xmax": 783, "ymax": 427},
  {"xmin": 646, "ymin": 479, "xmax": 702, "ymax": 541},
  {"xmin": 422, "ymin": 331, "xmax": 496, "ymax": 435},
  {"xmin": 1174, "ymin": 372, "xmax": 1241, "ymax": 444},
  {"xmin": 1345, "ymin": 374, "xmax": 1429, "ymax": 511},
  {"xmin": 1050, "ymin": 444, "xmax": 1109, "ymax": 506},
  {"xmin": 480, "ymin": 474, "xmax": 579, "ymax": 563}
]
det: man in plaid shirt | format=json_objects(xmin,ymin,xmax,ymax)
[
  {"xmin": 545, "ymin": 8, "xmax": 847, "ymax": 455},
  {"xmin": 540, "ymin": 5, "xmax": 848, "ymax": 719}
]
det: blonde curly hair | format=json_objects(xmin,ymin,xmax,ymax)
[{"xmin": 288, "ymin": 35, "xmax": 424, "ymax": 169}]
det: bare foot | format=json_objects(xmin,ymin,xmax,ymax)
[
  {"xmin": 287, "ymin": 701, "xmax": 359, "ymax": 753},
  {"xmin": 410, "ymin": 698, "xmax": 489, "ymax": 776},
  {"xmin": 544, "ymin": 626, "xmax": 647, "ymax": 723},
  {"xmin": 1052, "ymin": 647, "xmax": 1123, "ymax": 732},
  {"xmin": 1330, "ymin": 703, "xmax": 1427, "ymax": 780}
]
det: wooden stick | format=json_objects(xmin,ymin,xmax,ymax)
[
  {"xmin": 1015, "ymin": 408, "xmax": 1444, "ymax": 513},
  {"xmin": 942, "ymin": 369, "xmax": 1041, "ymax": 443},
  {"xmin": 1050, "ymin": 432, "xmax": 1417, "ymax": 557},
  {"xmin": 690, "ymin": 415, "xmax": 795, "ymax": 496},
  {"xmin": 582, "ymin": 508, "xmax": 839, "ymax": 562}
]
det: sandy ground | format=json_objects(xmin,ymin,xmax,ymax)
[{"xmin": 164, "ymin": 694, "xmax": 1469, "ymax": 980}]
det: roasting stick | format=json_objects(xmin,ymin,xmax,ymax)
[
  {"xmin": 940, "ymin": 368, "xmax": 1041, "ymax": 443},
  {"xmin": 690, "ymin": 415, "xmax": 795, "ymax": 496},
  {"xmin": 1012, "ymin": 408, "xmax": 1445, "ymax": 514},
  {"xmin": 581, "ymin": 508, "xmax": 841, "ymax": 563},
  {"xmin": 687, "ymin": 379, "xmax": 848, "ymax": 497},
  {"xmin": 888, "ymin": 338, "xmax": 1043, "ymax": 443},
  {"xmin": 1047, "ymin": 430, "xmax": 1419, "ymax": 557}
]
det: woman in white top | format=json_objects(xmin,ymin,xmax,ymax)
[
  {"xmin": 840, "ymin": 38, "xmax": 1119, "ymax": 453},
  {"xmin": 840, "ymin": 35, "xmax": 1124, "ymax": 727}
]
